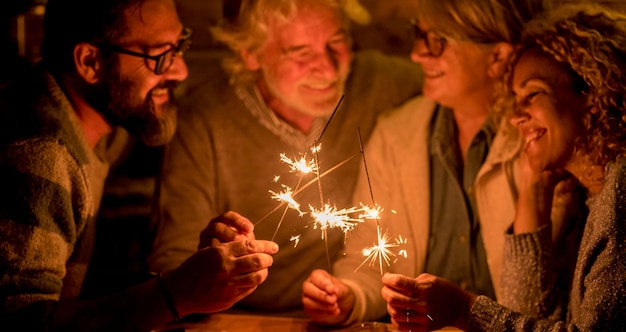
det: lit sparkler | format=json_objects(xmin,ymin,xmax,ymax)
[
  {"xmin": 280, "ymin": 153, "xmax": 318, "ymax": 174},
  {"xmin": 309, "ymin": 204, "xmax": 374, "ymax": 237},
  {"xmin": 355, "ymin": 227, "xmax": 400, "ymax": 274},
  {"xmin": 258, "ymin": 95, "xmax": 361, "ymax": 274},
  {"xmin": 359, "ymin": 204, "xmax": 383, "ymax": 221},
  {"xmin": 269, "ymin": 185, "xmax": 305, "ymax": 216},
  {"xmin": 354, "ymin": 127, "xmax": 408, "ymax": 275},
  {"xmin": 254, "ymin": 156, "xmax": 357, "ymax": 226}
]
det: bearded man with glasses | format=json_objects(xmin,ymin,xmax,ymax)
[{"xmin": 0, "ymin": 0, "xmax": 278, "ymax": 330}]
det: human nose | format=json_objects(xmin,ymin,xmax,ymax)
[
  {"xmin": 311, "ymin": 49, "xmax": 339, "ymax": 79},
  {"xmin": 509, "ymin": 105, "xmax": 529, "ymax": 128},
  {"xmin": 163, "ymin": 55, "xmax": 188, "ymax": 82},
  {"xmin": 411, "ymin": 38, "xmax": 433, "ymax": 62}
]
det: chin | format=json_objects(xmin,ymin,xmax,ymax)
[
  {"xmin": 423, "ymin": 91, "xmax": 446, "ymax": 106},
  {"xmin": 303, "ymin": 105, "xmax": 336, "ymax": 118},
  {"xmin": 313, "ymin": 95, "xmax": 344, "ymax": 115},
  {"xmin": 139, "ymin": 107, "xmax": 178, "ymax": 146}
]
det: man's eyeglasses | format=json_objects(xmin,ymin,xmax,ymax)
[
  {"xmin": 409, "ymin": 20, "xmax": 447, "ymax": 58},
  {"xmin": 97, "ymin": 28, "xmax": 192, "ymax": 75}
]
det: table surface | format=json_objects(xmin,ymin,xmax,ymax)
[{"xmin": 153, "ymin": 313, "xmax": 461, "ymax": 332}]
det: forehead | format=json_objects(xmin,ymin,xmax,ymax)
[
  {"xmin": 513, "ymin": 48, "xmax": 572, "ymax": 87},
  {"xmin": 268, "ymin": 5, "xmax": 344, "ymax": 43},
  {"xmin": 120, "ymin": 0, "xmax": 182, "ymax": 44}
]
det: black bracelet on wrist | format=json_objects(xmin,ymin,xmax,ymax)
[{"xmin": 151, "ymin": 272, "xmax": 181, "ymax": 322}]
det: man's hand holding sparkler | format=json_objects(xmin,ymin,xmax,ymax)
[
  {"xmin": 302, "ymin": 269, "xmax": 355, "ymax": 325},
  {"xmin": 199, "ymin": 211, "xmax": 256, "ymax": 248},
  {"xmin": 166, "ymin": 238, "xmax": 279, "ymax": 315}
]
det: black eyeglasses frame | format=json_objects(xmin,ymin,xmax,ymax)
[
  {"xmin": 409, "ymin": 20, "xmax": 448, "ymax": 58},
  {"xmin": 96, "ymin": 27, "xmax": 192, "ymax": 75}
]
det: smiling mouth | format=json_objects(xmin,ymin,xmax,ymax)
[
  {"xmin": 524, "ymin": 128, "xmax": 547, "ymax": 149},
  {"xmin": 151, "ymin": 88, "xmax": 170, "ymax": 102},
  {"xmin": 302, "ymin": 82, "xmax": 336, "ymax": 93},
  {"xmin": 424, "ymin": 71, "xmax": 444, "ymax": 79}
]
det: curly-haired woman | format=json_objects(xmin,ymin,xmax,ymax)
[{"xmin": 381, "ymin": 3, "xmax": 626, "ymax": 331}]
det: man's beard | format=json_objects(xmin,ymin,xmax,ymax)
[{"xmin": 87, "ymin": 65, "xmax": 179, "ymax": 146}]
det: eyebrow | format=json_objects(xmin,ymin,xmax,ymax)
[
  {"xmin": 132, "ymin": 27, "xmax": 187, "ymax": 50},
  {"xmin": 282, "ymin": 45, "xmax": 308, "ymax": 54},
  {"xmin": 334, "ymin": 28, "xmax": 348, "ymax": 36},
  {"xmin": 282, "ymin": 29, "xmax": 347, "ymax": 54},
  {"xmin": 518, "ymin": 73, "xmax": 550, "ymax": 89}
]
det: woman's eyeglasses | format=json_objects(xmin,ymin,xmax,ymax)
[{"xmin": 409, "ymin": 20, "xmax": 447, "ymax": 58}]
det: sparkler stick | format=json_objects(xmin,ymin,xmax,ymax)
[
  {"xmin": 357, "ymin": 128, "xmax": 376, "ymax": 204},
  {"xmin": 317, "ymin": 94, "xmax": 344, "ymax": 143},
  {"xmin": 312, "ymin": 94, "xmax": 344, "ymax": 275},
  {"xmin": 312, "ymin": 93, "xmax": 345, "ymax": 208},
  {"xmin": 357, "ymin": 127, "xmax": 384, "ymax": 273},
  {"xmin": 355, "ymin": 127, "xmax": 407, "ymax": 275}
]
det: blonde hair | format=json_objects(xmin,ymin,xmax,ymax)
[
  {"xmin": 211, "ymin": 0, "xmax": 349, "ymax": 85},
  {"xmin": 415, "ymin": 0, "xmax": 550, "ymax": 43},
  {"xmin": 498, "ymin": 3, "xmax": 626, "ymax": 169}
]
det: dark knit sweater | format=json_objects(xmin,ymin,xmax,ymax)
[{"xmin": 0, "ymin": 68, "xmax": 109, "ymax": 326}]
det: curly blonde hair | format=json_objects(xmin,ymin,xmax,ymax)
[
  {"xmin": 211, "ymin": 0, "xmax": 349, "ymax": 85},
  {"xmin": 497, "ymin": 3, "xmax": 626, "ymax": 169}
]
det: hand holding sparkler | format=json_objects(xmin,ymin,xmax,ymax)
[
  {"xmin": 381, "ymin": 273, "xmax": 477, "ymax": 331},
  {"xmin": 199, "ymin": 211, "xmax": 256, "ymax": 248},
  {"xmin": 167, "ymin": 239, "xmax": 279, "ymax": 315},
  {"xmin": 302, "ymin": 269, "xmax": 356, "ymax": 325}
]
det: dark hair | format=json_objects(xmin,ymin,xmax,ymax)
[
  {"xmin": 41, "ymin": 0, "xmax": 146, "ymax": 74},
  {"xmin": 497, "ymin": 3, "xmax": 626, "ymax": 168}
]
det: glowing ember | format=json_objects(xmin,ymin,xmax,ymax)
[
  {"xmin": 355, "ymin": 225, "xmax": 408, "ymax": 275},
  {"xmin": 269, "ymin": 185, "xmax": 305, "ymax": 216},
  {"xmin": 290, "ymin": 234, "xmax": 302, "ymax": 248},
  {"xmin": 309, "ymin": 204, "xmax": 365, "ymax": 235},
  {"xmin": 310, "ymin": 143, "xmax": 322, "ymax": 154},
  {"xmin": 280, "ymin": 153, "xmax": 317, "ymax": 174},
  {"xmin": 358, "ymin": 204, "xmax": 383, "ymax": 220},
  {"xmin": 395, "ymin": 235, "xmax": 408, "ymax": 258}
]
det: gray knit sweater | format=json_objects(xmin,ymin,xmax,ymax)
[{"xmin": 469, "ymin": 158, "xmax": 626, "ymax": 331}]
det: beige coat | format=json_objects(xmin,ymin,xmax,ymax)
[{"xmin": 334, "ymin": 96, "xmax": 522, "ymax": 323}]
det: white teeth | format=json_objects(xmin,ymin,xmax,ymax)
[{"xmin": 525, "ymin": 129, "xmax": 546, "ymax": 145}]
